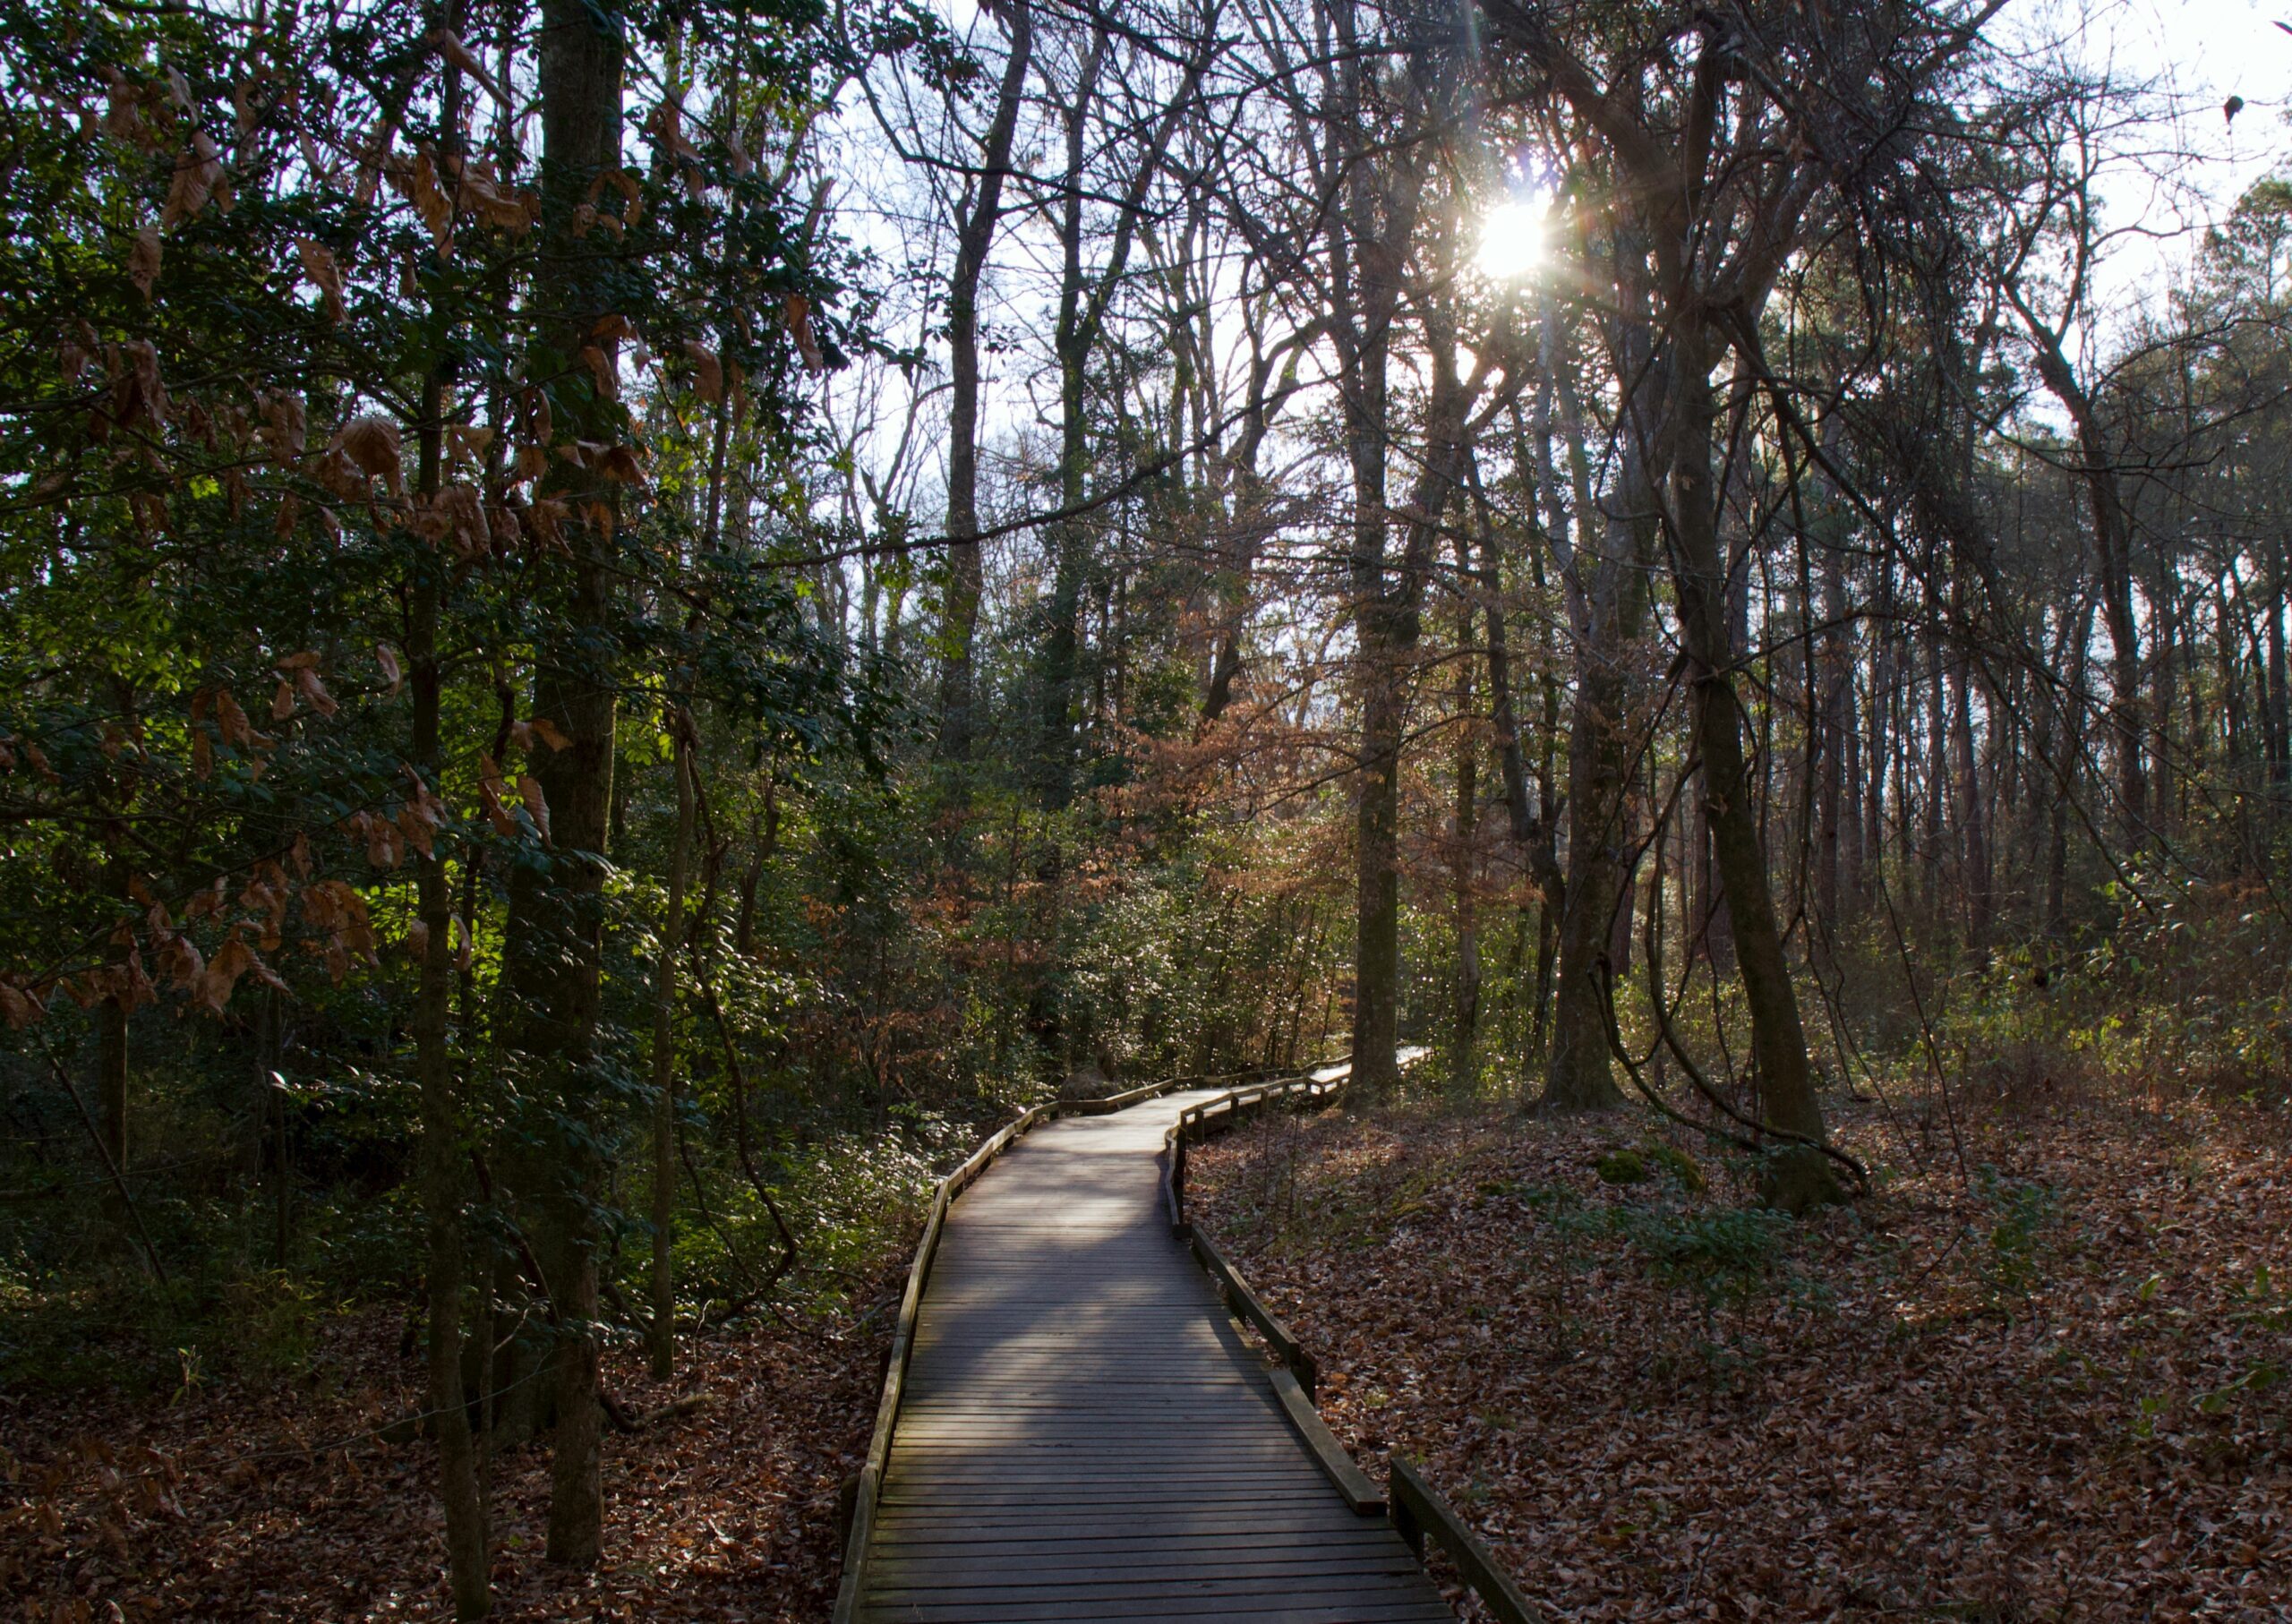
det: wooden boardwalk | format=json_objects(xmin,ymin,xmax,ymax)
[{"xmin": 852, "ymin": 1088, "xmax": 1453, "ymax": 1623}]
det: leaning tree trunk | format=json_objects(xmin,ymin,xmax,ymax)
[{"xmin": 1662, "ymin": 335, "xmax": 1833, "ymax": 1207}]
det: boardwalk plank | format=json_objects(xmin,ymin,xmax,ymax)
[{"xmin": 851, "ymin": 1088, "xmax": 1451, "ymax": 1624}]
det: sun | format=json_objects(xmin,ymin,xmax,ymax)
[{"xmin": 1474, "ymin": 196, "xmax": 1549, "ymax": 280}]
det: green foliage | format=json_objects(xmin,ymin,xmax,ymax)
[
  {"xmin": 1594, "ymin": 1140, "xmax": 1706, "ymax": 1193},
  {"xmin": 1971, "ymin": 1164, "xmax": 2059, "ymax": 1302},
  {"xmin": 0, "ymin": 0, "xmax": 955, "ymax": 1397},
  {"xmin": 1594, "ymin": 1147, "xmax": 1649, "ymax": 1184},
  {"xmin": 1611, "ymin": 1205, "xmax": 1792, "ymax": 1310}
]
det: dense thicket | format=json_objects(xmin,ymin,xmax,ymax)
[{"xmin": 4, "ymin": 0, "xmax": 2288, "ymax": 1611}]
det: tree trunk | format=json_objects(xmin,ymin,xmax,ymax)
[
  {"xmin": 2269, "ymin": 542, "xmax": 2289, "ymax": 805},
  {"xmin": 1660, "ymin": 337, "xmax": 1832, "ymax": 1201},
  {"xmin": 97, "ymin": 989, "xmax": 127, "ymax": 1181},
  {"xmin": 1952, "ymin": 649, "xmax": 1990, "ymax": 952},
  {"xmin": 647, "ymin": 726, "xmax": 694, "ymax": 1380},
  {"xmin": 1538, "ymin": 341, "xmax": 1648, "ymax": 1115},
  {"xmin": 1450, "ymin": 577, "xmax": 1480, "ymax": 1090},
  {"xmin": 1037, "ymin": 31, "xmax": 1106, "ymax": 804},
  {"xmin": 1817, "ymin": 545, "xmax": 1847, "ymax": 931},
  {"xmin": 509, "ymin": 0, "xmax": 626, "ymax": 1566},
  {"xmin": 2021, "ymin": 327, "xmax": 2146, "ymax": 840},
  {"xmin": 935, "ymin": 4, "xmax": 1031, "ymax": 762},
  {"xmin": 414, "ymin": 366, "xmax": 489, "ymax": 1618},
  {"xmin": 2047, "ymin": 599, "xmax": 2094, "ymax": 940},
  {"xmin": 1924, "ymin": 640, "xmax": 1946, "ymax": 918},
  {"xmin": 1863, "ymin": 566, "xmax": 1894, "ymax": 910},
  {"xmin": 1353, "ymin": 666, "xmax": 1405, "ymax": 1089}
]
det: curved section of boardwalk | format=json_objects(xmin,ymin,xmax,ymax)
[{"xmin": 855, "ymin": 1089, "xmax": 1451, "ymax": 1623}]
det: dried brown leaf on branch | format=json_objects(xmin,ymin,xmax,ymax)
[
  {"xmin": 595, "ymin": 444, "xmax": 646, "ymax": 485},
  {"xmin": 406, "ymin": 148, "xmax": 453, "ymax": 246},
  {"xmin": 128, "ymin": 226, "xmax": 161, "ymax": 299},
  {"xmin": 192, "ymin": 934, "xmax": 286, "ymax": 1013},
  {"xmin": 155, "ymin": 934, "xmax": 201, "ymax": 992},
  {"xmin": 258, "ymin": 389, "xmax": 307, "ymax": 460},
  {"xmin": 333, "ymin": 415, "xmax": 404, "ymax": 497},
  {"xmin": 429, "ymin": 28, "xmax": 510, "ymax": 106},
  {"xmin": 0, "ymin": 980, "xmax": 46, "ymax": 1030},
  {"xmin": 420, "ymin": 483, "xmax": 489, "ymax": 559},
  {"xmin": 455, "ymin": 160, "xmax": 535, "ymax": 234},
  {"xmin": 517, "ymin": 774, "xmax": 551, "ymax": 842},
  {"xmin": 213, "ymin": 688, "xmax": 252, "ymax": 748},
  {"xmin": 579, "ymin": 344, "xmax": 618, "ymax": 399},
  {"xmin": 161, "ymin": 132, "xmax": 229, "ymax": 227},
  {"xmin": 291, "ymin": 666, "xmax": 338, "ymax": 718},
  {"xmin": 102, "ymin": 67, "xmax": 150, "ymax": 148},
  {"xmin": 295, "ymin": 237, "xmax": 345, "ymax": 321},
  {"xmin": 682, "ymin": 339, "xmax": 725, "ymax": 403},
  {"xmin": 476, "ymin": 753, "xmax": 517, "ymax": 837},
  {"xmin": 784, "ymin": 292, "xmax": 824, "ymax": 372},
  {"xmin": 111, "ymin": 339, "xmax": 169, "ymax": 432}
]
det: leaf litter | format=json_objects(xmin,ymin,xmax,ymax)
[
  {"xmin": 1191, "ymin": 1088, "xmax": 2290, "ymax": 1621},
  {"xmin": 0, "ymin": 1295, "xmax": 894, "ymax": 1620}
]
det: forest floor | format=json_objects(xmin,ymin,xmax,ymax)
[
  {"xmin": 1191, "ymin": 1076, "xmax": 2291, "ymax": 1622},
  {"xmin": 0, "ymin": 1290, "xmax": 894, "ymax": 1620},
  {"xmin": 8, "ymin": 1078, "xmax": 2286, "ymax": 1623}
]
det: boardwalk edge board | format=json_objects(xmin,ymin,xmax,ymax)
[
  {"xmin": 1268, "ymin": 1366, "xmax": 1383, "ymax": 1514},
  {"xmin": 1189, "ymin": 1227, "xmax": 1318, "ymax": 1393},
  {"xmin": 830, "ymin": 1062, "xmax": 1305, "ymax": 1624},
  {"xmin": 1167, "ymin": 1051, "xmax": 1548, "ymax": 1622},
  {"xmin": 1388, "ymin": 1455, "xmax": 1548, "ymax": 1624}
]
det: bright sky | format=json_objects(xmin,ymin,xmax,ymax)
[
  {"xmin": 2019, "ymin": 0, "xmax": 2292, "ymax": 300},
  {"xmin": 2130, "ymin": 0, "xmax": 2292, "ymax": 125},
  {"xmin": 821, "ymin": 0, "xmax": 2292, "ymax": 542}
]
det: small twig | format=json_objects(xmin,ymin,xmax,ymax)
[
  {"xmin": 688, "ymin": 942, "xmax": 800, "ymax": 1296},
  {"xmin": 38, "ymin": 1033, "xmax": 169, "ymax": 1285}
]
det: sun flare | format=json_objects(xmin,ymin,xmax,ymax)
[{"xmin": 1474, "ymin": 196, "xmax": 1549, "ymax": 279}]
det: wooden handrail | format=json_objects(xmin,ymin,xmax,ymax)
[
  {"xmin": 1165, "ymin": 1050, "xmax": 1544, "ymax": 1603},
  {"xmin": 831, "ymin": 1063, "xmax": 1281, "ymax": 1624},
  {"xmin": 1389, "ymin": 1455, "xmax": 1544, "ymax": 1624},
  {"xmin": 1159, "ymin": 1056, "xmax": 1354, "ymax": 1240},
  {"xmin": 1189, "ymin": 1225, "xmax": 1316, "ymax": 1394}
]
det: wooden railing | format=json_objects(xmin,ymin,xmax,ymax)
[
  {"xmin": 1167, "ymin": 1050, "xmax": 1544, "ymax": 1621},
  {"xmin": 1390, "ymin": 1456, "xmax": 1543, "ymax": 1623},
  {"xmin": 828, "ymin": 1064, "xmax": 1291, "ymax": 1624},
  {"xmin": 1160, "ymin": 1056, "xmax": 1354, "ymax": 1236}
]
